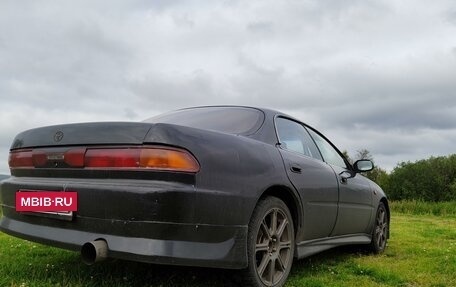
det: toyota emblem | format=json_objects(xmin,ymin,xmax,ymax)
[{"xmin": 54, "ymin": 131, "xmax": 64, "ymax": 142}]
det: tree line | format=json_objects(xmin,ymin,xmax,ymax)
[{"xmin": 344, "ymin": 150, "xmax": 456, "ymax": 202}]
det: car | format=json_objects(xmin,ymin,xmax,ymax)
[{"xmin": 0, "ymin": 106, "xmax": 389, "ymax": 287}]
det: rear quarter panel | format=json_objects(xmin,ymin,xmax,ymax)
[{"xmin": 144, "ymin": 123, "xmax": 292, "ymax": 226}]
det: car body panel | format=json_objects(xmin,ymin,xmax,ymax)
[
  {"xmin": 0, "ymin": 176, "xmax": 247, "ymax": 268},
  {"xmin": 278, "ymin": 148, "xmax": 339, "ymax": 241},
  {"xmin": 330, "ymin": 165, "xmax": 374, "ymax": 236},
  {"xmin": 11, "ymin": 122, "xmax": 152, "ymax": 149}
]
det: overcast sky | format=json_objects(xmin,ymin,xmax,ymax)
[{"xmin": 1, "ymin": 0, "xmax": 456, "ymax": 174}]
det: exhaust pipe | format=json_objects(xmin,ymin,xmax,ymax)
[{"xmin": 81, "ymin": 239, "xmax": 108, "ymax": 265}]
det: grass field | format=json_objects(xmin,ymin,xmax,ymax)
[
  {"xmin": 0, "ymin": 204, "xmax": 455, "ymax": 287},
  {"xmin": 389, "ymin": 200, "xmax": 456, "ymax": 217}
]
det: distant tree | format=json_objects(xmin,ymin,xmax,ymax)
[
  {"xmin": 354, "ymin": 149, "xmax": 373, "ymax": 162},
  {"xmin": 385, "ymin": 154, "xmax": 456, "ymax": 202},
  {"xmin": 343, "ymin": 149, "xmax": 456, "ymax": 202},
  {"xmin": 450, "ymin": 181, "xmax": 456, "ymax": 199}
]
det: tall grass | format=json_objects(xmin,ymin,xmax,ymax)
[{"xmin": 390, "ymin": 200, "xmax": 456, "ymax": 217}]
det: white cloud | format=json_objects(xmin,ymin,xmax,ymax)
[{"xmin": 1, "ymin": 0, "xmax": 456, "ymax": 173}]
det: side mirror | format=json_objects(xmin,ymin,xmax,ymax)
[{"xmin": 354, "ymin": 159, "xmax": 374, "ymax": 173}]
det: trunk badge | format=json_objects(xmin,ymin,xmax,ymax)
[{"xmin": 54, "ymin": 131, "xmax": 64, "ymax": 142}]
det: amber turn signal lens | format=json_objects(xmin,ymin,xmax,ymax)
[{"xmin": 139, "ymin": 148, "xmax": 200, "ymax": 173}]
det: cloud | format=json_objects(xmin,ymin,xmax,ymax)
[{"xmin": 1, "ymin": 0, "xmax": 456, "ymax": 173}]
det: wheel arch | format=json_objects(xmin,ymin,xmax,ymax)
[{"xmin": 257, "ymin": 185, "xmax": 302, "ymax": 238}]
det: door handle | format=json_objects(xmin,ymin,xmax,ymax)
[{"xmin": 290, "ymin": 164, "xmax": 302, "ymax": 173}]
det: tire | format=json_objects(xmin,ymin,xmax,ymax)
[
  {"xmin": 370, "ymin": 202, "xmax": 389, "ymax": 253},
  {"xmin": 243, "ymin": 197, "xmax": 295, "ymax": 287}
]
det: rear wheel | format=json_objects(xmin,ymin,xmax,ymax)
[
  {"xmin": 243, "ymin": 197, "xmax": 295, "ymax": 287},
  {"xmin": 370, "ymin": 202, "xmax": 389, "ymax": 253}
]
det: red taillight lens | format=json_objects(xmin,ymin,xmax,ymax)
[
  {"xmin": 9, "ymin": 149, "xmax": 85, "ymax": 169},
  {"xmin": 85, "ymin": 149, "xmax": 140, "ymax": 168},
  {"xmin": 9, "ymin": 150, "xmax": 33, "ymax": 168},
  {"xmin": 9, "ymin": 146, "xmax": 199, "ymax": 173},
  {"xmin": 32, "ymin": 151, "xmax": 47, "ymax": 167},
  {"xmin": 64, "ymin": 148, "xmax": 85, "ymax": 167}
]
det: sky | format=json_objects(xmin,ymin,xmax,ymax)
[{"xmin": 1, "ymin": 0, "xmax": 456, "ymax": 174}]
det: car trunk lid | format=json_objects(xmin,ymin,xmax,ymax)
[{"xmin": 10, "ymin": 122, "xmax": 152, "ymax": 150}]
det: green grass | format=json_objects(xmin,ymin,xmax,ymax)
[
  {"xmin": 389, "ymin": 200, "xmax": 456, "ymax": 217},
  {"xmin": 287, "ymin": 214, "xmax": 456, "ymax": 287},
  {"xmin": 0, "ymin": 204, "xmax": 455, "ymax": 286}
]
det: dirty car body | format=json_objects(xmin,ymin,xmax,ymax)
[{"xmin": 0, "ymin": 106, "xmax": 389, "ymax": 285}]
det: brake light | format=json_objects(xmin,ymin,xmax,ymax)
[
  {"xmin": 9, "ymin": 150, "xmax": 33, "ymax": 168},
  {"xmin": 64, "ymin": 148, "xmax": 85, "ymax": 167},
  {"xmin": 32, "ymin": 150, "xmax": 47, "ymax": 167},
  {"xmin": 9, "ymin": 146, "xmax": 199, "ymax": 173},
  {"xmin": 85, "ymin": 149, "xmax": 140, "ymax": 168},
  {"xmin": 9, "ymin": 149, "xmax": 85, "ymax": 168}
]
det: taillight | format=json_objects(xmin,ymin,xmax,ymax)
[
  {"xmin": 9, "ymin": 149, "xmax": 85, "ymax": 168},
  {"xmin": 9, "ymin": 146, "xmax": 200, "ymax": 173},
  {"xmin": 9, "ymin": 150, "xmax": 34, "ymax": 168},
  {"xmin": 64, "ymin": 148, "xmax": 86, "ymax": 167},
  {"xmin": 85, "ymin": 149, "xmax": 140, "ymax": 168},
  {"xmin": 139, "ymin": 148, "xmax": 200, "ymax": 172}
]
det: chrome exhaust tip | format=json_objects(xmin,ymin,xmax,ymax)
[{"xmin": 81, "ymin": 239, "xmax": 108, "ymax": 265}]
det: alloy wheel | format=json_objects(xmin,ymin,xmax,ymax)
[
  {"xmin": 375, "ymin": 206, "xmax": 388, "ymax": 250},
  {"xmin": 254, "ymin": 207, "xmax": 293, "ymax": 286}
]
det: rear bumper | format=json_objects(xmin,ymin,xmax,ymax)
[
  {"xmin": 0, "ymin": 177, "xmax": 248, "ymax": 269},
  {"xmin": 0, "ymin": 216, "xmax": 247, "ymax": 269}
]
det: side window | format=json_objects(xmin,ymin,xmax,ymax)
[
  {"xmin": 307, "ymin": 128, "xmax": 347, "ymax": 169},
  {"xmin": 275, "ymin": 117, "xmax": 322, "ymax": 161}
]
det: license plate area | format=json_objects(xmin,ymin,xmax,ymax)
[
  {"xmin": 22, "ymin": 211, "xmax": 74, "ymax": 221},
  {"xmin": 16, "ymin": 190, "xmax": 78, "ymax": 221}
]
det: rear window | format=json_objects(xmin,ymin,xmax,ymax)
[{"xmin": 144, "ymin": 107, "xmax": 264, "ymax": 135}]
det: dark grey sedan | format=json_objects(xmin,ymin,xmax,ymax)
[{"xmin": 0, "ymin": 106, "xmax": 389, "ymax": 287}]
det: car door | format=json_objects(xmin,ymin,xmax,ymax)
[
  {"xmin": 275, "ymin": 117, "xmax": 339, "ymax": 241},
  {"xmin": 306, "ymin": 128, "xmax": 374, "ymax": 236}
]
